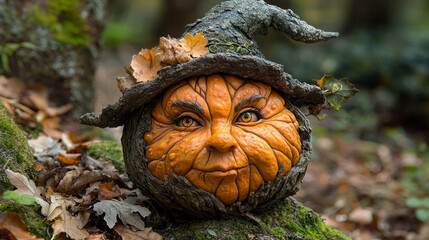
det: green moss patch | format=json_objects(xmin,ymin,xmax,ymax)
[
  {"xmin": 88, "ymin": 141, "xmax": 126, "ymax": 173},
  {"xmin": 0, "ymin": 104, "xmax": 34, "ymax": 193},
  {"xmin": 31, "ymin": 0, "xmax": 88, "ymax": 46},
  {"xmin": 157, "ymin": 198, "xmax": 349, "ymax": 240}
]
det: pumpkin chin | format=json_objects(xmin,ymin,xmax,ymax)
[{"xmin": 144, "ymin": 74, "xmax": 301, "ymax": 205}]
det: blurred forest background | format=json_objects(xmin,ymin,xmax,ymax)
[
  {"xmin": 1, "ymin": 0, "xmax": 429, "ymax": 239},
  {"xmin": 96, "ymin": 1, "xmax": 429, "ymax": 237}
]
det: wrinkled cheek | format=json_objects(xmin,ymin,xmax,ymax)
[{"xmin": 165, "ymin": 129, "xmax": 210, "ymax": 176}]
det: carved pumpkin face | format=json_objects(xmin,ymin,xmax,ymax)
[{"xmin": 144, "ymin": 74, "xmax": 301, "ymax": 205}]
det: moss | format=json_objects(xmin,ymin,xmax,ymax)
[
  {"xmin": 88, "ymin": 141, "xmax": 126, "ymax": 173},
  {"xmin": 261, "ymin": 198, "xmax": 350, "ymax": 240},
  {"xmin": 0, "ymin": 103, "xmax": 34, "ymax": 194},
  {"xmin": 30, "ymin": 0, "xmax": 88, "ymax": 46},
  {"xmin": 0, "ymin": 199, "xmax": 52, "ymax": 239},
  {"xmin": 156, "ymin": 198, "xmax": 349, "ymax": 239}
]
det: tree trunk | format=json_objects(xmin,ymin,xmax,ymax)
[{"xmin": 0, "ymin": 0, "xmax": 111, "ymax": 119}]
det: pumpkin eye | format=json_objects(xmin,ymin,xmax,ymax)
[
  {"xmin": 236, "ymin": 111, "xmax": 260, "ymax": 123},
  {"xmin": 176, "ymin": 116, "xmax": 201, "ymax": 128}
]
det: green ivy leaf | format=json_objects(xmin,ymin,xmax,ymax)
[
  {"xmin": 314, "ymin": 75, "xmax": 359, "ymax": 112},
  {"xmin": 416, "ymin": 208, "xmax": 429, "ymax": 222},
  {"xmin": 316, "ymin": 113, "xmax": 327, "ymax": 120},
  {"xmin": 3, "ymin": 191, "xmax": 37, "ymax": 205},
  {"xmin": 207, "ymin": 229, "xmax": 217, "ymax": 237},
  {"xmin": 406, "ymin": 197, "xmax": 422, "ymax": 208}
]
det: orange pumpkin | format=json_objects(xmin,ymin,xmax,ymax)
[{"xmin": 144, "ymin": 74, "xmax": 301, "ymax": 205}]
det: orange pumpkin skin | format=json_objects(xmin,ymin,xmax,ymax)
[{"xmin": 144, "ymin": 74, "xmax": 301, "ymax": 205}]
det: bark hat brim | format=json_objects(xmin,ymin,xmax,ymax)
[
  {"xmin": 80, "ymin": 0, "xmax": 338, "ymax": 128},
  {"xmin": 80, "ymin": 53, "xmax": 324, "ymax": 128}
]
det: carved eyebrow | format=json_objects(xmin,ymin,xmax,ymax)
[
  {"xmin": 170, "ymin": 100, "xmax": 205, "ymax": 115},
  {"xmin": 234, "ymin": 95, "xmax": 265, "ymax": 112}
]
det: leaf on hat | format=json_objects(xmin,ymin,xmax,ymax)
[
  {"xmin": 159, "ymin": 35, "xmax": 191, "ymax": 66},
  {"xmin": 130, "ymin": 47, "xmax": 162, "ymax": 83},
  {"xmin": 313, "ymin": 75, "xmax": 359, "ymax": 112},
  {"xmin": 116, "ymin": 76, "xmax": 136, "ymax": 94},
  {"xmin": 180, "ymin": 32, "xmax": 209, "ymax": 58}
]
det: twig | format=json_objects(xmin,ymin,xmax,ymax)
[{"xmin": 0, "ymin": 96, "xmax": 36, "ymax": 115}]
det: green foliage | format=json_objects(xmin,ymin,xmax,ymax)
[
  {"xmin": 31, "ymin": 0, "xmax": 88, "ymax": 46},
  {"xmin": 406, "ymin": 197, "xmax": 429, "ymax": 221},
  {"xmin": 402, "ymin": 142, "xmax": 429, "ymax": 222},
  {"xmin": 0, "ymin": 42, "xmax": 37, "ymax": 73},
  {"xmin": 0, "ymin": 200, "xmax": 52, "ymax": 239},
  {"xmin": 101, "ymin": 21, "xmax": 133, "ymax": 47},
  {"xmin": 88, "ymin": 141, "xmax": 126, "ymax": 173},
  {"xmin": 3, "ymin": 191, "xmax": 36, "ymax": 205}
]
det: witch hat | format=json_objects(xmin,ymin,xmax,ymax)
[{"xmin": 81, "ymin": 0, "xmax": 338, "ymax": 218}]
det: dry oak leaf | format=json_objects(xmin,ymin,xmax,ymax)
[
  {"xmin": 0, "ymin": 212, "xmax": 44, "ymax": 240},
  {"xmin": 130, "ymin": 47, "xmax": 162, "ymax": 83},
  {"xmin": 56, "ymin": 169, "xmax": 110, "ymax": 194},
  {"xmin": 98, "ymin": 181, "xmax": 120, "ymax": 201},
  {"xmin": 179, "ymin": 32, "xmax": 209, "ymax": 58},
  {"xmin": 57, "ymin": 153, "xmax": 81, "ymax": 165},
  {"xmin": 93, "ymin": 199, "xmax": 151, "ymax": 231},
  {"xmin": 51, "ymin": 210, "xmax": 90, "ymax": 240},
  {"xmin": 114, "ymin": 225, "xmax": 162, "ymax": 240},
  {"xmin": 5, "ymin": 169, "xmax": 49, "ymax": 216},
  {"xmin": 159, "ymin": 36, "xmax": 191, "ymax": 66}
]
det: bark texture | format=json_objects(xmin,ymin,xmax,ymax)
[{"xmin": 0, "ymin": 0, "xmax": 111, "ymax": 118}]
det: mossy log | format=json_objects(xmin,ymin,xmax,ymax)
[
  {"xmin": 153, "ymin": 197, "xmax": 349, "ymax": 240},
  {"xmin": 0, "ymin": 103, "xmax": 34, "ymax": 194},
  {"xmin": 0, "ymin": 0, "xmax": 111, "ymax": 118}
]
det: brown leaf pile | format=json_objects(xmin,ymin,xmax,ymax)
[
  {"xmin": 0, "ymin": 76, "xmax": 72, "ymax": 139},
  {"xmin": 6, "ymin": 135, "xmax": 162, "ymax": 240},
  {"xmin": 117, "ymin": 32, "xmax": 209, "ymax": 93}
]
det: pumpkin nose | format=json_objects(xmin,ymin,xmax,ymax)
[{"xmin": 205, "ymin": 132, "xmax": 238, "ymax": 153}]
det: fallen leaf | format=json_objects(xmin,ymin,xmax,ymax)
[
  {"xmin": 93, "ymin": 199, "xmax": 151, "ymax": 230},
  {"xmin": 56, "ymin": 169, "xmax": 109, "ymax": 193},
  {"xmin": 44, "ymin": 103, "xmax": 73, "ymax": 117},
  {"xmin": 58, "ymin": 153, "xmax": 81, "ymax": 165},
  {"xmin": 0, "ymin": 76, "xmax": 26, "ymax": 100},
  {"xmin": 159, "ymin": 36, "xmax": 191, "ymax": 66},
  {"xmin": 27, "ymin": 93, "xmax": 49, "ymax": 111},
  {"xmin": 130, "ymin": 47, "xmax": 162, "ymax": 83},
  {"xmin": 0, "ymin": 212, "xmax": 44, "ymax": 240},
  {"xmin": 28, "ymin": 136, "xmax": 66, "ymax": 157},
  {"xmin": 349, "ymin": 208, "xmax": 373, "ymax": 225},
  {"xmin": 51, "ymin": 209, "xmax": 90, "ymax": 240},
  {"xmin": 114, "ymin": 225, "xmax": 162, "ymax": 240},
  {"xmin": 86, "ymin": 234, "xmax": 108, "ymax": 240},
  {"xmin": 5, "ymin": 169, "xmax": 49, "ymax": 216},
  {"xmin": 179, "ymin": 32, "xmax": 209, "ymax": 58},
  {"xmin": 98, "ymin": 181, "xmax": 120, "ymax": 200}
]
